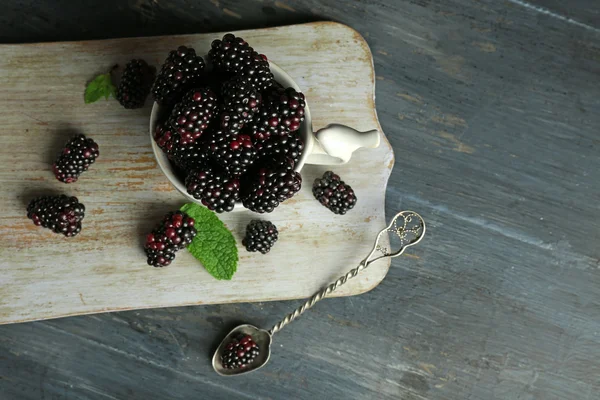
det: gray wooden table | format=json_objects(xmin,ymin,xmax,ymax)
[{"xmin": 1, "ymin": 1, "xmax": 599, "ymax": 399}]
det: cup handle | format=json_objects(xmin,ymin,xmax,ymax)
[{"xmin": 305, "ymin": 124, "xmax": 380, "ymax": 165}]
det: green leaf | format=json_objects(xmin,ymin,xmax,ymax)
[
  {"xmin": 85, "ymin": 72, "xmax": 116, "ymax": 104},
  {"xmin": 180, "ymin": 203, "xmax": 238, "ymax": 280}
]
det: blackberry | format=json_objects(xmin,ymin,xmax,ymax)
[
  {"xmin": 116, "ymin": 59, "xmax": 156, "ymax": 109},
  {"xmin": 27, "ymin": 195, "xmax": 85, "ymax": 237},
  {"xmin": 153, "ymin": 123, "xmax": 175, "ymax": 154},
  {"xmin": 238, "ymin": 53, "xmax": 274, "ymax": 92},
  {"xmin": 207, "ymin": 132, "xmax": 257, "ymax": 176},
  {"xmin": 168, "ymin": 88, "xmax": 218, "ymax": 145},
  {"xmin": 312, "ymin": 171, "xmax": 357, "ymax": 215},
  {"xmin": 266, "ymin": 87, "xmax": 306, "ymax": 132},
  {"xmin": 152, "ymin": 46, "xmax": 206, "ymax": 105},
  {"xmin": 246, "ymin": 105, "xmax": 290, "ymax": 142},
  {"xmin": 209, "ymin": 33, "xmax": 254, "ymax": 74},
  {"xmin": 255, "ymin": 133, "xmax": 304, "ymax": 166},
  {"xmin": 170, "ymin": 141, "xmax": 210, "ymax": 172},
  {"xmin": 241, "ymin": 167, "xmax": 302, "ymax": 213},
  {"xmin": 221, "ymin": 334, "xmax": 260, "ymax": 370},
  {"xmin": 185, "ymin": 167, "xmax": 240, "ymax": 213},
  {"xmin": 243, "ymin": 220, "xmax": 278, "ymax": 254},
  {"xmin": 219, "ymin": 76, "xmax": 262, "ymax": 132},
  {"xmin": 144, "ymin": 211, "xmax": 197, "ymax": 267},
  {"xmin": 53, "ymin": 134, "xmax": 100, "ymax": 183}
]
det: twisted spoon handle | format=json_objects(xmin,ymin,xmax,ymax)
[
  {"xmin": 268, "ymin": 211, "xmax": 426, "ymax": 336},
  {"xmin": 269, "ymin": 260, "xmax": 368, "ymax": 335}
]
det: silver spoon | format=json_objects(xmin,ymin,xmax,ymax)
[{"xmin": 212, "ymin": 210, "xmax": 426, "ymax": 376}]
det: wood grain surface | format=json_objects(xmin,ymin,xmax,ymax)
[
  {"xmin": 1, "ymin": 0, "xmax": 600, "ymax": 399},
  {"xmin": 0, "ymin": 22, "xmax": 393, "ymax": 324}
]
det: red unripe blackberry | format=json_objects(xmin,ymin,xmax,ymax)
[
  {"xmin": 27, "ymin": 195, "xmax": 85, "ymax": 237},
  {"xmin": 53, "ymin": 134, "xmax": 99, "ymax": 183}
]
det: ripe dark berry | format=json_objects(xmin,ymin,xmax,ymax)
[
  {"xmin": 243, "ymin": 220, "xmax": 278, "ymax": 254},
  {"xmin": 209, "ymin": 33, "xmax": 254, "ymax": 74},
  {"xmin": 152, "ymin": 46, "xmax": 206, "ymax": 105},
  {"xmin": 27, "ymin": 195, "xmax": 85, "ymax": 237},
  {"xmin": 267, "ymin": 87, "xmax": 306, "ymax": 132},
  {"xmin": 238, "ymin": 52, "xmax": 274, "ymax": 92},
  {"xmin": 221, "ymin": 334, "xmax": 260, "ymax": 370},
  {"xmin": 144, "ymin": 211, "xmax": 197, "ymax": 267},
  {"xmin": 153, "ymin": 123, "xmax": 175, "ymax": 153},
  {"xmin": 313, "ymin": 171, "xmax": 357, "ymax": 215},
  {"xmin": 219, "ymin": 76, "xmax": 262, "ymax": 132},
  {"xmin": 117, "ymin": 59, "xmax": 156, "ymax": 109},
  {"xmin": 241, "ymin": 167, "xmax": 302, "ymax": 213},
  {"xmin": 246, "ymin": 105, "xmax": 290, "ymax": 141},
  {"xmin": 185, "ymin": 166, "xmax": 240, "ymax": 213},
  {"xmin": 53, "ymin": 134, "xmax": 99, "ymax": 183},
  {"xmin": 168, "ymin": 88, "xmax": 218, "ymax": 145},
  {"xmin": 170, "ymin": 141, "xmax": 210, "ymax": 172},
  {"xmin": 207, "ymin": 132, "xmax": 257, "ymax": 176},
  {"xmin": 254, "ymin": 133, "xmax": 304, "ymax": 166}
]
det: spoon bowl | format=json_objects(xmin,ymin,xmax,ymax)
[{"xmin": 212, "ymin": 324, "xmax": 272, "ymax": 376}]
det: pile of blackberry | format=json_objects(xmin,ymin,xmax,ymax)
[
  {"xmin": 144, "ymin": 211, "xmax": 197, "ymax": 267},
  {"xmin": 152, "ymin": 35, "xmax": 306, "ymax": 213},
  {"xmin": 220, "ymin": 334, "xmax": 261, "ymax": 370},
  {"xmin": 27, "ymin": 195, "xmax": 85, "ymax": 237}
]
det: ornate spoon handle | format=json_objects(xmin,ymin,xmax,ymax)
[{"xmin": 268, "ymin": 211, "xmax": 426, "ymax": 336}]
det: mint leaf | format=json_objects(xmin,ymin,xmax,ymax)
[
  {"xmin": 85, "ymin": 72, "xmax": 116, "ymax": 104},
  {"xmin": 180, "ymin": 203, "xmax": 238, "ymax": 280}
]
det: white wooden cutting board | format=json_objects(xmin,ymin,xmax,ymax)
[{"xmin": 0, "ymin": 22, "xmax": 394, "ymax": 324}]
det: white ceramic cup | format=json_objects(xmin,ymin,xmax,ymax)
[{"xmin": 149, "ymin": 61, "xmax": 380, "ymax": 210}]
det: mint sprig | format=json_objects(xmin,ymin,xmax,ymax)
[
  {"xmin": 180, "ymin": 203, "xmax": 238, "ymax": 280},
  {"xmin": 84, "ymin": 72, "xmax": 116, "ymax": 104}
]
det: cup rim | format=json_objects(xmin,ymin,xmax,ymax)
[{"xmin": 149, "ymin": 60, "xmax": 313, "ymax": 210}]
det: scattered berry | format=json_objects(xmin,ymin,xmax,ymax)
[
  {"xmin": 53, "ymin": 134, "xmax": 99, "ymax": 183},
  {"xmin": 27, "ymin": 195, "xmax": 85, "ymax": 237},
  {"xmin": 152, "ymin": 46, "xmax": 206, "ymax": 105},
  {"xmin": 221, "ymin": 334, "xmax": 260, "ymax": 370},
  {"xmin": 168, "ymin": 88, "xmax": 218, "ymax": 145},
  {"xmin": 209, "ymin": 33, "xmax": 254, "ymax": 74},
  {"xmin": 185, "ymin": 167, "xmax": 240, "ymax": 213},
  {"xmin": 243, "ymin": 220, "xmax": 278, "ymax": 254},
  {"xmin": 116, "ymin": 59, "xmax": 156, "ymax": 109},
  {"xmin": 242, "ymin": 167, "xmax": 302, "ymax": 213},
  {"xmin": 144, "ymin": 211, "xmax": 197, "ymax": 267},
  {"xmin": 313, "ymin": 171, "xmax": 357, "ymax": 215},
  {"xmin": 207, "ymin": 132, "xmax": 257, "ymax": 176}
]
